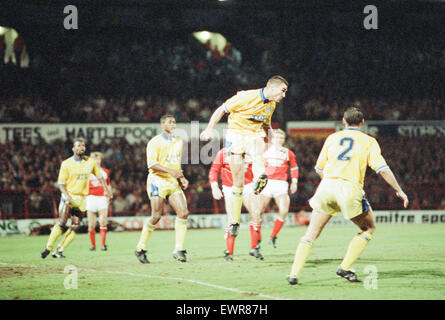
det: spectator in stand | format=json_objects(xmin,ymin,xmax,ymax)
[{"xmin": 112, "ymin": 193, "xmax": 130, "ymax": 214}]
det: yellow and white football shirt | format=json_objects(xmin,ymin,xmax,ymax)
[
  {"xmin": 57, "ymin": 156, "xmax": 102, "ymax": 211},
  {"xmin": 58, "ymin": 156, "xmax": 102, "ymax": 196},
  {"xmin": 314, "ymin": 128, "xmax": 388, "ymax": 190},
  {"xmin": 146, "ymin": 133, "xmax": 184, "ymax": 199},
  {"xmin": 310, "ymin": 128, "xmax": 388, "ymax": 219},
  {"xmin": 223, "ymin": 88, "xmax": 276, "ymax": 137},
  {"xmin": 146, "ymin": 133, "xmax": 183, "ymax": 179}
]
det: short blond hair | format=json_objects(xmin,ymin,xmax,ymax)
[
  {"xmin": 267, "ymin": 75, "xmax": 288, "ymax": 87},
  {"xmin": 90, "ymin": 151, "xmax": 103, "ymax": 159}
]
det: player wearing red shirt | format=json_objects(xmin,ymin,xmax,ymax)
[
  {"xmin": 86, "ymin": 152, "xmax": 112, "ymax": 251},
  {"xmin": 209, "ymin": 148, "xmax": 264, "ymax": 261},
  {"xmin": 260, "ymin": 129, "xmax": 299, "ymax": 248}
]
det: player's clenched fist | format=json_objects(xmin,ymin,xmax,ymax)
[
  {"xmin": 179, "ymin": 177, "xmax": 189, "ymax": 190},
  {"xmin": 200, "ymin": 128, "xmax": 214, "ymax": 141}
]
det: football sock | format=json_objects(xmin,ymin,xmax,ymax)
[
  {"xmin": 231, "ymin": 186, "xmax": 243, "ymax": 224},
  {"xmin": 270, "ymin": 217, "xmax": 284, "ymax": 238},
  {"xmin": 46, "ymin": 224, "xmax": 62, "ymax": 251},
  {"xmin": 290, "ymin": 238, "xmax": 313, "ymax": 278},
  {"xmin": 340, "ymin": 231, "xmax": 372, "ymax": 271},
  {"xmin": 174, "ymin": 218, "xmax": 188, "ymax": 251},
  {"xmin": 249, "ymin": 222, "xmax": 262, "ymax": 249},
  {"xmin": 100, "ymin": 226, "xmax": 107, "ymax": 246},
  {"xmin": 88, "ymin": 229, "xmax": 96, "ymax": 248},
  {"xmin": 60, "ymin": 230, "xmax": 76, "ymax": 250},
  {"xmin": 56, "ymin": 228, "xmax": 72, "ymax": 252},
  {"xmin": 136, "ymin": 220, "xmax": 156, "ymax": 251},
  {"xmin": 226, "ymin": 231, "xmax": 235, "ymax": 255}
]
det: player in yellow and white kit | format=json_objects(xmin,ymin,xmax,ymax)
[
  {"xmin": 200, "ymin": 76, "xmax": 288, "ymax": 258},
  {"xmin": 135, "ymin": 114, "xmax": 190, "ymax": 263},
  {"xmin": 40, "ymin": 138, "xmax": 112, "ymax": 259},
  {"xmin": 287, "ymin": 107, "xmax": 409, "ymax": 285}
]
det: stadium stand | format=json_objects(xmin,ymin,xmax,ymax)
[
  {"xmin": 1, "ymin": 134, "xmax": 444, "ymax": 218},
  {"xmin": 0, "ymin": 3, "xmax": 443, "ymax": 218}
]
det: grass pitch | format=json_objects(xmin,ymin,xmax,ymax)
[{"xmin": 1, "ymin": 224, "xmax": 444, "ymax": 300}]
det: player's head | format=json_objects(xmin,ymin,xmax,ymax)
[
  {"xmin": 265, "ymin": 75, "xmax": 288, "ymax": 103},
  {"xmin": 72, "ymin": 138, "xmax": 86, "ymax": 157},
  {"xmin": 272, "ymin": 129, "xmax": 286, "ymax": 147},
  {"xmin": 90, "ymin": 151, "xmax": 103, "ymax": 166},
  {"xmin": 160, "ymin": 114, "xmax": 176, "ymax": 135},
  {"xmin": 343, "ymin": 107, "xmax": 365, "ymax": 127}
]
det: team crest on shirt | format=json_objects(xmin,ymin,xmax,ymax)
[
  {"xmin": 249, "ymin": 114, "xmax": 267, "ymax": 122},
  {"xmin": 85, "ymin": 164, "xmax": 91, "ymax": 171},
  {"xmin": 266, "ymin": 106, "xmax": 271, "ymax": 114}
]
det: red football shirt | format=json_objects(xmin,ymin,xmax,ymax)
[
  {"xmin": 209, "ymin": 148, "xmax": 253, "ymax": 187},
  {"xmin": 264, "ymin": 146, "xmax": 299, "ymax": 181},
  {"xmin": 88, "ymin": 168, "xmax": 110, "ymax": 196}
]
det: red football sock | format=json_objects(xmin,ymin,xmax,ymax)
[
  {"xmin": 249, "ymin": 223, "xmax": 260, "ymax": 249},
  {"xmin": 88, "ymin": 229, "xmax": 96, "ymax": 248},
  {"xmin": 100, "ymin": 226, "xmax": 107, "ymax": 246},
  {"xmin": 226, "ymin": 231, "xmax": 235, "ymax": 255},
  {"xmin": 270, "ymin": 218, "xmax": 284, "ymax": 238}
]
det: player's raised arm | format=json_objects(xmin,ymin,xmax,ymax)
[
  {"xmin": 377, "ymin": 167, "xmax": 409, "ymax": 208},
  {"xmin": 200, "ymin": 105, "xmax": 227, "ymax": 141}
]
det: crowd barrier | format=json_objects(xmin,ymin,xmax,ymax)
[{"xmin": 1, "ymin": 210, "xmax": 445, "ymax": 236}]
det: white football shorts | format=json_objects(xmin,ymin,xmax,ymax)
[
  {"xmin": 260, "ymin": 179, "xmax": 288, "ymax": 198},
  {"xmin": 222, "ymin": 183, "xmax": 254, "ymax": 199},
  {"xmin": 85, "ymin": 195, "xmax": 109, "ymax": 212}
]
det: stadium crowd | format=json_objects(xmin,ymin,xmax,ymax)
[
  {"xmin": 1, "ymin": 26, "xmax": 444, "ymax": 123},
  {"xmin": 2, "ymin": 94, "xmax": 444, "ymax": 124},
  {"xmin": 1, "ymin": 133, "xmax": 444, "ymax": 218}
]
